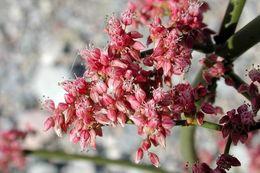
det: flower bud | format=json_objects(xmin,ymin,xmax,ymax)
[
  {"xmin": 64, "ymin": 94, "xmax": 75, "ymax": 104},
  {"xmin": 149, "ymin": 152, "xmax": 160, "ymax": 167},
  {"xmin": 107, "ymin": 108, "xmax": 117, "ymax": 122},
  {"xmin": 95, "ymin": 114, "xmax": 110, "ymax": 125},
  {"xmin": 161, "ymin": 116, "xmax": 175, "ymax": 129},
  {"xmin": 117, "ymin": 112, "xmax": 127, "ymax": 127},
  {"xmin": 44, "ymin": 99, "xmax": 55, "ymax": 111},
  {"xmin": 135, "ymin": 148, "xmax": 144, "ymax": 164},
  {"xmin": 96, "ymin": 81, "xmax": 107, "ymax": 94},
  {"xmin": 127, "ymin": 95, "xmax": 141, "ymax": 109},
  {"xmin": 132, "ymin": 41, "xmax": 145, "ymax": 51},
  {"xmin": 201, "ymin": 103, "xmax": 215, "ymax": 114},
  {"xmin": 141, "ymin": 139, "xmax": 151, "ymax": 150},
  {"xmin": 43, "ymin": 117, "xmax": 54, "ymax": 131},
  {"xmin": 135, "ymin": 86, "xmax": 146, "ymax": 103}
]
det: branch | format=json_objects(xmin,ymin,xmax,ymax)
[
  {"xmin": 192, "ymin": 43, "xmax": 214, "ymax": 54},
  {"xmin": 24, "ymin": 150, "xmax": 170, "ymax": 173},
  {"xmin": 224, "ymin": 71, "xmax": 250, "ymax": 100},
  {"xmin": 214, "ymin": 0, "xmax": 247, "ymax": 44},
  {"xmin": 224, "ymin": 136, "xmax": 232, "ymax": 154},
  {"xmin": 216, "ymin": 15, "xmax": 260, "ymax": 62},
  {"xmin": 250, "ymin": 122, "xmax": 260, "ymax": 132}
]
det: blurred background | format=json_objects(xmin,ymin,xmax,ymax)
[{"xmin": 0, "ymin": 0, "xmax": 259, "ymax": 173}]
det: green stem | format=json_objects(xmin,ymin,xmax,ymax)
[
  {"xmin": 224, "ymin": 136, "xmax": 232, "ymax": 154},
  {"xmin": 195, "ymin": 121, "xmax": 222, "ymax": 131},
  {"xmin": 216, "ymin": 15, "xmax": 260, "ymax": 62},
  {"xmin": 175, "ymin": 120, "xmax": 222, "ymax": 131},
  {"xmin": 180, "ymin": 126, "xmax": 197, "ymax": 164},
  {"xmin": 24, "ymin": 150, "xmax": 170, "ymax": 173},
  {"xmin": 215, "ymin": 0, "xmax": 247, "ymax": 44}
]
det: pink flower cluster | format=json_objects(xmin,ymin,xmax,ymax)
[
  {"xmin": 43, "ymin": 0, "xmax": 212, "ymax": 166},
  {"xmin": 126, "ymin": 0, "xmax": 212, "ymax": 77},
  {"xmin": 128, "ymin": 0, "xmax": 209, "ymax": 29},
  {"xmin": 220, "ymin": 67, "xmax": 260, "ymax": 146},
  {"xmin": 145, "ymin": 17, "xmax": 193, "ymax": 76},
  {"xmin": 240, "ymin": 67, "xmax": 260, "ymax": 114},
  {"xmin": 43, "ymin": 72, "xmax": 208, "ymax": 166},
  {"xmin": 224, "ymin": 67, "xmax": 260, "ymax": 115},
  {"xmin": 220, "ymin": 104, "xmax": 256, "ymax": 145},
  {"xmin": 41, "ymin": 0, "xmax": 260, "ymax": 170},
  {"xmin": 0, "ymin": 129, "xmax": 29, "ymax": 173}
]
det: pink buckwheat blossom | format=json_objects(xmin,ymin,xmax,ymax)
[{"xmin": 43, "ymin": 0, "xmax": 214, "ymax": 167}]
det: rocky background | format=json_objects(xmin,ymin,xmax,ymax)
[{"xmin": 0, "ymin": 0, "xmax": 259, "ymax": 173}]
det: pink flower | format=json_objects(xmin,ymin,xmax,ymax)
[
  {"xmin": 44, "ymin": 99, "xmax": 55, "ymax": 111},
  {"xmin": 117, "ymin": 112, "xmax": 127, "ymax": 127},
  {"xmin": 0, "ymin": 129, "xmax": 30, "ymax": 173},
  {"xmin": 148, "ymin": 152, "xmax": 160, "ymax": 167},
  {"xmin": 249, "ymin": 68, "xmax": 260, "ymax": 83},
  {"xmin": 42, "ymin": 4, "xmax": 214, "ymax": 167},
  {"xmin": 43, "ymin": 117, "xmax": 55, "ymax": 131},
  {"xmin": 192, "ymin": 162, "xmax": 212, "ymax": 173},
  {"xmin": 121, "ymin": 10, "xmax": 134, "ymax": 26},
  {"xmin": 219, "ymin": 104, "xmax": 256, "ymax": 145},
  {"xmin": 135, "ymin": 86, "xmax": 146, "ymax": 103},
  {"xmin": 171, "ymin": 83, "xmax": 196, "ymax": 116},
  {"xmin": 127, "ymin": 95, "xmax": 141, "ymax": 110},
  {"xmin": 141, "ymin": 139, "xmax": 151, "ymax": 151},
  {"xmin": 153, "ymin": 87, "xmax": 165, "ymax": 102},
  {"xmin": 149, "ymin": 18, "xmax": 167, "ymax": 41},
  {"xmin": 201, "ymin": 102, "xmax": 216, "ymax": 115},
  {"xmin": 161, "ymin": 115, "xmax": 175, "ymax": 129},
  {"xmin": 192, "ymin": 154, "xmax": 240, "ymax": 173},
  {"xmin": 196, "ymin": 111, "xmax": 205, "ymax": 125},
  {"xmin": 106, "ymin": 14, "xmax": 145, "ymax": 58},
  {"xmin": 202, "ymin": 55, "xmax": 225, "ymax": 84},
  {"xmin": 135, "ymin": 147, "xmax": 144, "ymax": 164},
  {"xmin": 216, "ymin": 154, "xmax": 241, "ymax": 171}
]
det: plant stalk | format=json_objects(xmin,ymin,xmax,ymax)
[
  {"xmin": 24, "ymin": 150, "xmax": 170, "ymax": 173},
  {"xmin": 216, "ymin": 15, "xmax": 260, "ymax": 62},
  {"xmin": 215, "ymin": 0, "xmax": 247, "ymax": 44},
  {"xmin": 224, "ymin": 136, "xmax": 232, "ymax": 154}
]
